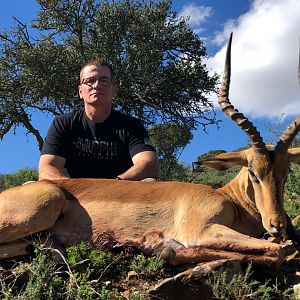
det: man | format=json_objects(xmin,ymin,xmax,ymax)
[{"xmin": 39, "ymin": 60, "xmax": 159, "ymax": 180}]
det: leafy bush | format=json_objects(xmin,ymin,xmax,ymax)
[
  {"xmin": 196, "ymin": 149, "xmax": 227, "ymax": 161},
  {"xmin": 189, "ymin": 149, "xmax": 241, "ymax": 188},
  {"xmin": 66, "ymin": 242, "xmax": 123, "ymax": 281},
  {"xmin": 129, "ymin": 254, "xmax": 164, "ymax": 278},
  {"xmin": 185, "ymin": 166, "xmax": 240, "ymax": 188},
  {"xmin": 1, "ymin": 245, "xmax": 64, "ymax": 299},
  {"xmin": 285, "ymin": 164, "xmax": 300, "ymax": 195},
  {"xmin": 283, "ymin": 164, "xmax": 300, "ymax": 222},
  {"xmin": 159, "ymin": 158, "xmax": 191, "ymax": 181},
  {"xmin": 0, "ymin": 168, "xmax": 38, "ymax": 191},
  {"xmin": 66, "ymin": 241, "xmax": 93, "ymax": 265},
  {"xmin": 0, "ymin": 243, "xmax": 150, "ymax": 299},
  {"xmin": 284, "ymin": 193, "xmax": 300, "ymax": 225},
  {"xmin": 207, "ymin": 264, "xmax": 292, "ymax": 300}
]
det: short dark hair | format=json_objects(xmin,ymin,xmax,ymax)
[{"xmin": 80, "ymin": 60, "xmax": 116, "ymax": 83}]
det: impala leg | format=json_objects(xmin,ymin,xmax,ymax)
[
  {"xmin": 166, "ymin": 244, "xmax": 283, "ymax": 266},
  {"xmin": 165, "ymin": 224, "xmax": 293, "ymax": 266},
  {"xmin": 200, "ymin": 224, "xmax": 284, "ymax": 251},
  {"xmin": 0, "ymin": 234, "xmax": 66, "ymax": 260},
  {"xmin": 0, "ymin": 239, "xmax": 34, "ymax": 259},
  {"xmin": 0, "ymin": 181, "xmax": 65, "ymax": 244}
]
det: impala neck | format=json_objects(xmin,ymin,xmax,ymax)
[{"xmin": 219, "ymin": 168, "xmax": 262, "ymax": 223}]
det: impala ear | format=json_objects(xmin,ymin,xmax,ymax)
[
  {"xmin": 194, "ymin": 151, "xmax": 248, "ymax": 170},
  {"xmin": 288, "ymin": 147, "xmax": 300, "ymax": 165}
]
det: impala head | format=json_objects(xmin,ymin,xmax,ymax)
[{"xmin": 195, "ymin": 33, "xmax": 300, "ymax": 237}]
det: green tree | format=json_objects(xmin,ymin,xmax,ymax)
[
  {"xmin": 196, "ymin": 149, "xmax": 226, "ymax": 161},
  {"xmin": 149, "ymin": 123, "xmax": 192, "ymax": 180},
  {"xmin": 0, "ymin": 0, "xmax": 218, "ymax": 150},
  {"xmin": 149, "ymin": 123, "xmax": 192, "ymax": 159}
]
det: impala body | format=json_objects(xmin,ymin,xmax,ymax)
[{"xmin": 0, "ymin": 33, "xmax": 300, "ymax": 266}]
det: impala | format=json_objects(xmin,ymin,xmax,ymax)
[{"xmin": 0, "ymin": 33, "xmax": 300, "ymax": 266}]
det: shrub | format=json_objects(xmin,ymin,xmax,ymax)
[
  {"xmin": 285, "ymin": 164, "xmax": 300, "ymax": 195},
  {"xmin": 185, "ymin": 166, "xmax": 240, "ymax": 188},
  {"xmin": 66, "ymin": 242, "xmax": 122, "ymax": 278},
  {"xmin": 0, "ymin": 168, "xmax": 38, "ymax": 191},
  {"xmin": 4, "ymin": 245, "xmax": 65, "ymax": 299},
  {"xmin": 0, "ymin": 243, "xmax": 150, "ymax": 299},
  {"xmin": 129, "ymin": 254, "xmax": 164, "ymax": 278},
  {"xmin": 206, "ymin": 264, "xmax": 292, "ymax": 300},
  {"xmin": 66, "ymin": 242, "xmax": 93, "ymax": 265}
]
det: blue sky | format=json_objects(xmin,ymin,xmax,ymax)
[{"xmin": 0, "ymin": 0, "xmax": 299, "ymax": 174}]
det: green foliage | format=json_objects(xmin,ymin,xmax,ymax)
[
  {"xmin": 186, "ymin": 166, "xmax": 240, "ymax": 188},
  {"xmin": 207, "ymin": 264, "xmax": 291, "ymax": 300},
  {"xmin": 0, "ymin": 280, "xmax": 14, "ymax": 300},
  {"xmin": 191, "ymin": 149, "xmax": 239, "ymax": 187},
  {"xmin": 149, "ymin": 124, "xmax": 193, "ymax": 158},
  {"xmin": 0, "ymin": 0, "xmax": 218, "ymax": 149},
  {"xmin": 148, "ymin": 124, "xmax": 193, "ymax": 181},
  {"xmin": 96, "ymin": 286, "xmax": 125, "ymax": 300},
  {"xmin": 0, "ymin": 243, "xmax": 151, "ymax": 299},
  {"xmin": 129, "ymin": 254, "xmax": 164, "ymax": 278},
  {"xmin": 283, "ymin": 164, "xmax": 300, "ymax": 222},
  {"xmin": 68, "ymin": 271, "xmax": 124, "ymax": 299},
  {"xmin": 285, "ymin": 164, "xmax": 300, "ymax": 195},
  {"xmin": 128, "ymin": 292, "xmax": 147, "ymax": 300},
  {"xmin": 196, "ymin": 149, "xmax": 226, "ymax": 161},
  {"xmin": 14, "ymin": 246, "xmax": 64, "ymax": 299},
  {"xmin": 159, "ymin": 157, "xmax": 191, "ymax": 181},
  {"xmin": 66, "ymin": 241, "xmax": 93, "ymax": 265},
  {"xmin": 157, "ymin": 148, "xmax": 240, "ymax": 185},
  {"xmin": 66, "ymin": 242, "xmax": 121, "ymax": 275},
  {"xmin": 0, "ymin": 242, "xmax": 294, "ymax": 299},
  {"xmin": 0, "ymin": 168, "xmax": 38, "ymax": 191},
  {"xmin": 89, "ymin": 248, "xmax": 115, "ymax": 269},
  {"xmin": 284, "ymin": 193, "xmax": 300, "ymax": 222}
]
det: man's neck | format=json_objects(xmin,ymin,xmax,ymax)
[{"xmin": 84, "ymin": 105, "xmax": 112, "ymax": 123}]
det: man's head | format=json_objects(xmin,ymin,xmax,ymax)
[
  {"xmin": 78, "ymin": 60, "xmax": 117, "ymax": 108},
  {"xmin": 79, "ymin": 60, "xmax": 116, "ymax": 83}
]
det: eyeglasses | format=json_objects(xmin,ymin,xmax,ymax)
[{"xmin": 81, "ymin": 76, "xmax": 112, "ymax": 87}]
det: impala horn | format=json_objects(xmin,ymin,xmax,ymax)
[
  {"xmin": 218, "ymin": 32, "xmax": 267, "ymax": 154},
  {"xmin": 275, "ymin": 45, "xmax": 300, "ymax": 153}
]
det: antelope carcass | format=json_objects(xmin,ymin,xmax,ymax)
[{"xmin": 1, "ymin": 33, "xmax": 300, "ymax": 266}]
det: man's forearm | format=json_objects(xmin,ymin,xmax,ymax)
[
  {"xmin": 39, "ymin": 166, "xmax": 70, "ymax": 180},
  {"xmin": 118, "ymin": 158, "xmax": 160, "ymax": 181}
]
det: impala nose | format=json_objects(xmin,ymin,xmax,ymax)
[
  {"xmin": 269, "ymin": 221, "xmax": 286, "ymax": 237},
  {"xmin": 269, "ymin": 226, "xmax": 280, "ymax": 236}
]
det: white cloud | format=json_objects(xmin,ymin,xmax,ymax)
[
  {"xmin": 179, "ymin": 3, "xmax": 213, "ymax": 33},
  {"xmin": 207, "ymin": 0, "xmax": 300, "ymax": 118}
]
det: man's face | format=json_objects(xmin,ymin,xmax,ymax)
[{"xmin": 78, "ymin": 65, "xmax": 117, "ymax": 107}]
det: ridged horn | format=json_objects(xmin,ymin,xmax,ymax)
[
  {"xmin": 275, "ymin": 115, "xmax": 300, "ymax": 153},
  {"xmin": 275, "ymin": 46, "xmax": 300, "ymax": 153},
  {"xmin": 218, "ymin": 32, "xmax": 267, "ymax": 154}
]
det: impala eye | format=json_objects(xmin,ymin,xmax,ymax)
[{"xmin": 248, "ymin": 169, "xmax": 259, "ymax": 183}]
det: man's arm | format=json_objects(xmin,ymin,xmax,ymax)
[
  {"xmin": 117, "ymin": 151, "xmax": 160, "ymax": 181},
  {"xmin": 38, "ymin": 154, "xmax": 70, "ymax": 180}
]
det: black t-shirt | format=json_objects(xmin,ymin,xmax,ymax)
[{"xmin": 41, "ymin": 109, "xmax": 155, "ymax": 178}]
